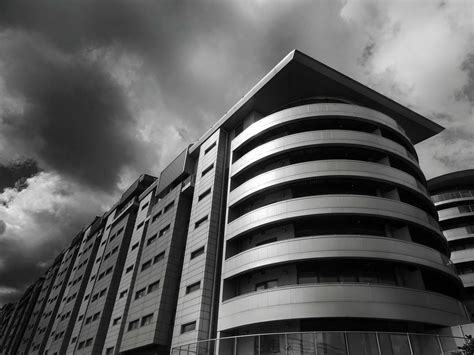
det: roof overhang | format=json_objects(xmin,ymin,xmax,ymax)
[
  {"xmin": 190, "ymin": 49, "xmax": 443, "ymax": 155},
  {"xmin": 428, "ymin": 169, "xmax": 474, "ymax": 193}
]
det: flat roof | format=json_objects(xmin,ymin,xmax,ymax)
[
  {"xmin": 428, "ymin": 169, "xmax": 474, "ymax": 193},
  {"xmin": 190, "ymin": 49, "xmax": 443, "ymax": 155}
]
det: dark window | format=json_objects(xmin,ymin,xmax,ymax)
[
  {"xmin": 141, "ymin": 313, "xmax": 153, "ymax": 326},
  {"xmin": 78, "ymin": 341, "xmax": 85, "ymax": 349},
  {"xmin": 164, "ymin": 201, "xmax": 174, "ymax": 213},
  {"xmin": 141, "ymin": 202, "xmax": 149, "ymax": 210},
  {"xmin": 141, "ymin": 260, "xmax": 152, "ymax": 271},
  {"xmin": 85, "ymin": 338, "xmax": 93, "ymax": 347},
  {"xmin": 198, "ymin": 188, "xmax": 212, "ymax": 201},
  {"xmin": 191, "ymin": 246, "xmax": 205, "ymax": 259},
  {"xmin": 159, "ymin": 225, "xmax": 170, "ymax": 237},
  {"xmin": 128, "ymin": 320, "xmax": 139, "ymax": 331},
  {"xmin": 93, "ymin": 312, "xmax": 100, "ymax": 321},
  {"xmin": 131, "ymin": 242, "xmax": 139, "ymax": 251},
  {"xmin": 119, "ymin": 290, "xmax": 127, "ymax": 298},
  {"xmin": 136, "ymin": 221, "xmax": 144, "ymax": 230},
  {"xmin": 147, "ymin": 234, "xmax": 157, "ymax": 246},
  {"xmin": 153, "ymin": 252, "xmax": 165, "ymax": 264},
  {"xmin": 113, "ymin": 317, "xmax": 121, "ymax": 325},
  {"xmin": 135, "ymin": 288, "xmax": 146, "ymax": 300},
  {"xmin": 195, "ymin": 216, "xmax": 208, "ymax": 229},
  {"xmin": 201, "ymin": 164, "xmax": 214, "ymax": 177},
  {"xmin": 204, "ymin": 142, "xmax": 216, "ymax": 155},
  {"xmin": 148, "ymin": 280, "xmax": 160, "ymax": 293},
  {"xmin": 186, "ymin": 281, "xmax": 201, "ymax": 294},
  {"xmin": 126, "ymin": 265, "xmax": 134, "ymax": 274},
  {"xmin": 181, "ymin": 321, "xmax": 196, "ymax": 333},
  {"xmin": 152, "ymin": 211, "xmax": 162, "ymax": 223},
  {"xmin": 255, "ymin": 238, "xmax": 277, "ymax": 247},
  {"xmin": 106, "ymin": 347, "xmax": 114, "ymax": 355}
]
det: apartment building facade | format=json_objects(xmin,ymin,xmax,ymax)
[{"xmin": 0, "ymin": 50, "xmax": 471, "ymax": 354}]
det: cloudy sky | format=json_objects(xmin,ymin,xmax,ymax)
[{"xmin": 0, "ymin": 0, "xmax": 472, "ymax": 305}]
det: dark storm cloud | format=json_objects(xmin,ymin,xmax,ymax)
[
  {"xmin": 0, "ymin": 31, "xmax": 148, "ymax": 192},
  {"xmin": 0, "ymin": 159, "xmax": 40, "ymax": 192}
]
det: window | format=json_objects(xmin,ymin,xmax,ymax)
[
  {"xmin": 153, "ymin": 252, "xmax": 165, "ymax": 264},
  {"xmin": 78, "ymin": 341, "xmax": 85, "ymax": 349},
  {"xmin": 119, "ymin": 290, "xmax": 128, "ymax": 298},
  {"xmin": 181, "ymin": 321, "xmax": 196, "ymax": 333},
  {"xmin": 71, "ymin": 337, "xmax": 77, "ymax": 344},
  {"xmin": 191, "ymin": 246, "xmax": 205, "ymax": 259},
  {"xmin": 85, "ymin": 316, "xmax": 92, "ymax": 325},
  {"xmin": 141, "ymin": 260, "xmax": 152, "ymax": 271},
  {"xmin": 84, "ymin": 294, "xmax": 90, "ymax": 300},
  {"xmin": 128, "ymin": 320, "xmax": 139, "ymax": 331},
  {"xmin": 106, "ymin": 266, "xmax": 113, "ymax": 275},
  {"xmin": 255, "ymin": 279, "xmax": 278, "ymax": 291},
  {"xmin": 113, "ymin": 317, "xmax": 121, "ymax": 325},
  {"xmin": 164, "ymin": 201, "xmax": 174, "ymax": 213},
  {"xmin": 106, "ymin": 347, "xmax": 114, "ymax": 355},
  {"xmin": 131, "ymin": 242, "xmax": 139, "ymax": 251},
  {"xmin": 85, "ymin": 338, "xmax": 93, "ymax": 347},
  {"xmin": 78, "ymin": 315, "xmax": 84, "ymax": 321},
  {"xmin": 186, "ymin": 281, "xmax": 201, "ymax": 294},
  {"xmin": 204, "ymin": 142, "xmax": 216, "ymax": 155},
  {"xmin": 201, "ymin": 164, "xmax": 214, "ymax": 177},
  {"xmin": 147, "ymin": 234, "xmax": 157, "ymax": 246},
  {"xmin": 152, "ymin": 211, "xmax": 162, "ymax": 223},
  {"xmin": 159, "ymin": 225, "xmax": 170, "ymax": 237},
  {"xmin": 141, "ymin": 313, "xmax": 153, "ymax": 326},
  {"xmin": 93, "ymin": 312, "xmax": 100, "ymax": 321},
  {"xmin": 141, "ymin": 202, "xmax": 149, "ymax": 210},
  {"xmin": 99, "ymin": 288, "xmax": 106, "ymax": 297},
  {"xmin": 148, "ymin": 280, "xmax": 160, "ymax": 293},
  {"xmin": 126, "ymin": 265, "xmax": 134, "ymax": 273},
  {"xmin": 135, "ymin": 288, "xmax": 146, "ymax": 300},
  {"xmin": 198, "ymin": 188, "xmax": 211, "ymax": 201},
  {"xmin": 195, "ymin": 216, "xmax": 208, "ymax": 229},
  {"xmin": 111, "ymin": 246, "xmax": 118, "ymax": 255}
]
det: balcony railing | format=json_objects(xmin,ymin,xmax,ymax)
[{"xmin": 171, "ymin": 331, "xmax": 466, "ymax": 355}]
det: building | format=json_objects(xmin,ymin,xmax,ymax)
[
  {"xmin": 428, "ymin": 170, "xmax": 474, "ymax": 316},
  {"xmin": 0, "ymin": 50, "xmax": 471, "ymax": 354}
]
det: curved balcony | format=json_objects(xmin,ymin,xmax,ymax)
[
  {"xmin": 228, "ymin": 160, "xmax": 430, "ymax": 208},
  {"xmin": 460, "ymin": 273, "xmax": 474, "ymax": 288},
  {"xmin": 222, "ymin": 236, "xmax": 459, "ymax": 280},
  {"xmin": 438, "ymin": 207, "xmax": 474, "ymax": 222},
  {"xmin": 231, "ymin": 130, "xmax": 420, "ymax": 179},
  {"xmin": 451, "ymin": 249, "xmax": 474, "ymax": 264},
  {"xmin": 225, "ymin": 195, "xmax": 443, "ymax": 244},
  {"xmin": 232, "ymin": 103, "xmax": 411, "ymax": 153},
  {"xmin": 218, "ymin": 284, "xmax": 469, "ymax": 331}
]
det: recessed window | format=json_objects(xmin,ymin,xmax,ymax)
[
  {"xmin": 191, "ymin": 246, "xmax": 205, "ymax": 260},
  {"xmin": 113, "ymin": 317, "xmax": 121, "ymax": 325},
  {"xmin": 78, "ymin": 341, "xmax": 85, "ymax": 349},
  {"xmin": 106, "ymin": 266, "xmax": 113, "ymax": 275},
  {"xmin": 135, "ymin": 288, "xmax": 146, "ymax": 300},
  {"xmin": 195, "ymin": 216, "xmax": 208, "ymax": 229},
  {"xmin": 128, "ymin": 320, "xmax": 139, "ymax": 331},
  {"xmin": 93, "ymin": 312, "xmax": 100, "ymax": 321},
  {"xmin": 153, "ymin": 252, "xmax": 165, "ymax": 264},
  {"xmin": 141, "ymin": 202, "xmax": 149, "ymax": 210},
  {"xmin": 198, "ymin": 188, "xmax": 211, "ymax": 201},
  {"xmin": 204, "ymin": 142, "xmax": 216, "ymax": 155},
  {"xmin": 148, "ymin": 280, "xmax": 160, "ymax": 293},
  {"xmin": 131, "ymin": 242, "xmax": 139, "ymax": 251},
  {"xmin": 119, "ymin": 290, "xmax": 128, "ymax": 298},
  {"xmin": 147, "ymin": 234, "xmax": 157, "ymax": 246},
  {"xmin": 141, "ymin": 313, "xmax": 153, "ymax": 326},
  {"xmin": 106, "ymin": 347, "xmax": 114, "ymax": 355},
  {"xmin": 71, "ymin": 337, "xmax": 77, "ymax": 344},
  {"xmin": 152, "ymin": 211, "xmax": 162, "ymax": 223},
  {"xmin": 181, "ymin": 321, "xmax": 196, "ymax": 333},
  {"xmin": 141, "ymin": 260, "xmax": 152, "ymax": 271},
  {"xmin": 136, "ymin": 221, "xmax": 144, "ymax": 230},
  {"xmin": 164, "ymin": 201, "xmax": 174, "ymax": 213},
  {"xmin": 186, "ymin": 281, "xmax": 201, "ymax": 294},
  {"xmin": 85, "ymin": 338, "xmax": 93, "ymax": 347},
  {"xmin": 126, "ymin": 265, "xmax": 134, "ymax": 274},
  {"xmin": 201, "ymin": 164, "xmax": 214, "ymax": 177},
  {"xmin": 159, "ymin": 225, "xmax": 170, "ymax": 237}
]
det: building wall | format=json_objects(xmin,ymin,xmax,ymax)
[
  {"xmin": 171, "ymin": 129, "xmax": 229, "ymax": 349},
  {"xmin": 102, "ymin": 186, "xmax": 155, "ymax": 355},
  {"xmin": 120, "ymin": 180, "xmax": 193, "ymax": 353}
]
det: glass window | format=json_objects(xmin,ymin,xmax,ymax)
[
  {"xmin": 153, "ymin": 252, "xmax": 165, "ymax": 264},
  {"xmin": 147, "ymin": 234, "xmax": 157, "ymax": 246},
  {"xmin": 186, "ymin": 281, "xmax": 201, "ymax": 294},
  {"xmin": 159, "ymin": 225, "xmax": 170, "ymax": 237},
  {"xmin": 191, "ymin": 246, "xmax": 205, "ymax": 259},
  {"xmin": 135, "ymin": 288, "xmax": 146, "ymax": 300},
  {"xmin": 148, "ymin": 280, "xmax": 160, "ymax": 293},
  {"xmin": 128, "ymin": 320, "xmax": 139, "ymax": 331},
  {"xmin": 141, "ymin": 313, "xmax": 153, "ymax": 326},
  {"xmin": 141, "ymin": 260, "xmax": 152, "ymax": 271},
  {"xmin": 181, "ymin": 321, "xmax": 196, "ymax": 333}
]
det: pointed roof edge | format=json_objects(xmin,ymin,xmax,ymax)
[{"xmin": 190, "ymin": 49, "xmax": 444, "ymax": 155}]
